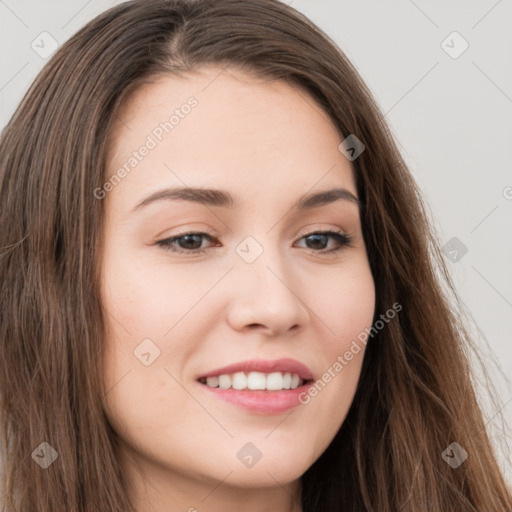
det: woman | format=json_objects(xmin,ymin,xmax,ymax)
[{"xmin": 0, "ymin": 0, "xmax": 510, "ymax": 510}]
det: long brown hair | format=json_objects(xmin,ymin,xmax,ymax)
[{"xmin": 0, "ymin": 0, "xmax": 510, "ymax": 510}]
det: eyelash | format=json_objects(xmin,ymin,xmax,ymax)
[{"xmin": 155, "ymin": 229, "xmax": 353, "ymax": 256}]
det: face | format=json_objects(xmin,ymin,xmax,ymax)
[{"xmin": 100, "ymin": 66, "xmax": 375, "ymax": 505}]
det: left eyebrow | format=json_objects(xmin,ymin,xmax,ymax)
[
  {"xmin": 293, "ymin": 187, "xmax": 360, "ymax": 210},
  {"xmin": 130, "ymin": 186, "xmax": 359, "ymax": 213}
]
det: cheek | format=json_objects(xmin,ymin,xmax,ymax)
[
  {"xmin": 329, "ymin": 264, "xmax": 375, "ymax": 371},
  {"xmin": 101, "ymin": 243, "xmax": 218, "ymax": 338},
  {"xmin": 99, "ymin": 245, "xmax": 221, "ymax": 448},
  {"xmin": 298, "ymin": 261, "xmax": 375, "ymax": 436},
  {"xmin": 310, "ymin": 259, "xmax": 376, "ymax": 348}
]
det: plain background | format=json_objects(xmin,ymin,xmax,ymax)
[{"xmin": 1, "ymin": 0, "xmax": 511, "ymax": 480}]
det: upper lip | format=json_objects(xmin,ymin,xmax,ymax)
[{"xmin": 196, "ymin": 358, "xmax": 314, "ymax": 381}]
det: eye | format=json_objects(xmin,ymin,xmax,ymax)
[
  {"xmin": 156, "ymin": 232, "xmax": 218, "ymax": 254},
  {"xmin": 155, "ymin": 229, "xmax": 353, "ymax": 255},
  {"xmin": 294, "ymin": 230, "xmax": 353, "ymax": 253}
]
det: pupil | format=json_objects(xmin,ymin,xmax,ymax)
[
  {"xmin": 307, "ymin": 234, "xmax": 327, "ymax": 249},
  {"xmin": 181, "ymin": 234, "xmax": 202, "ymax": 249}
]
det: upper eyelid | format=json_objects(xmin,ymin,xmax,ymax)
[
  {"xmin": 163, "ymin": 227, "xmax": 348, "ymax": 241},
  {"xmin": 162, "ymin": 221, "xmax": 350, "ymax": 237}
]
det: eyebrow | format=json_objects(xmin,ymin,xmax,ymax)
[{"xmin": 130, "ymin": 186, "xmax": 360, "ymax": 213}]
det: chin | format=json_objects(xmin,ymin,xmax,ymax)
[
  {"xmin": 199, "ymin": 445, "xmax": 313, "ymax": 488},
  {"xmin": 220, "ymin": 462, "xmax": 306, "ymax": 489}
]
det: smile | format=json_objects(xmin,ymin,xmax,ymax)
[
  {"xmin": 199, "ymin": 371, "xmax": 306, "ymax": 391},
  {"xmin": 196, "ymin": 358, "xmax": 314, "ymax": 414}
]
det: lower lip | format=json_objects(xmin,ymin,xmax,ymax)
[{"xmin": 198, "ymin": 382, "xmax": 313, "ymax": 414}]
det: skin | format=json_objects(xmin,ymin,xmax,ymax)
[{"xmin": 100, "ymin": 65, "xmax": 376, "ymax": 512}]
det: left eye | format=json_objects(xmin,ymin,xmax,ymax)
[{"xmin": 156, "ymin": 230, "xmax": 352, "ymax": 255}]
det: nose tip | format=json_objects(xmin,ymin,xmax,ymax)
[{"xmin": 226, "ymin": 258, "xmax": 309, "ymax": 336}]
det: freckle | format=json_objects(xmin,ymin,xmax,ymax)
[{"xmin": 157, "ymin": 376, "xmax": 169, "ymax": 391}]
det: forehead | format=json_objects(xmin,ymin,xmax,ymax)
[{"xmin": 104, "ymin": 66, "xmax": 357, "ymax": 210}]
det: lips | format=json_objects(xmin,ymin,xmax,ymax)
[
  {"xmin": 195, "ymin": 358, "xmax": 314, "ymax": 381},
  {"xmin": 195, "ymin": 358, "xmax": 315, "ymax": 414}
]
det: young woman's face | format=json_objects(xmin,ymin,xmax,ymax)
[{"xmin": 100, "ymin": 66, "xmax": 375, "ymax": 504}]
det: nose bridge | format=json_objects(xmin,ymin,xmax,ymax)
[
  {"xmin": 234, "ymin": 234, "xmax": 291, "ymax": 296},
  {"xmin": 227, "ymin": 233, "xmax": 309, "ymax": 333}
]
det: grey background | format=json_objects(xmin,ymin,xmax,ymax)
[{"xmin": 1, "ymin": 0, "xmax": 511, "ymax": 479}]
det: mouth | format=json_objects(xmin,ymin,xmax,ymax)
[
  {"xmin": 195, "ymin": 357, "xmax": 314, "ymax": 389},
  {"xmin": 197, "ymin": 371, "xmax": 313, "ymax": 391},
  {"xmin": 195, "ymin": 358, "xmax": 314, "ymax": 413}
]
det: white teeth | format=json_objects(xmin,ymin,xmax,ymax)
[
  {"xmin": 232, "ymin": 372, "xmax": 247, "ymax": 390},
  {"xmin": 247, "ymin": 372, "xmax": 266, "ymax": 390},
  {"xmin": 218, "ymin": 374, "xmax": 231, "ymax": 389},
  {"xmin": 201, "ymin": 371, "xmax": 305, "ymax": 391},
  {"xmin": 266, "ymin": 372, "xmax": 283, "ymax": 391}
]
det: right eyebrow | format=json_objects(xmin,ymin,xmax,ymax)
[{"xmin": 131, "ymin": 187, "xmax": 235, "ymax": 212}]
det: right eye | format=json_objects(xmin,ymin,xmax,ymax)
[{"xmin": 156, "ymin": 232, "xmax": 219, "ymax": 255}]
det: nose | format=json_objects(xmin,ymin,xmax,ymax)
[{"xmin": 225, "ymin": 247, "xmax": 310, "ymax": 337}]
